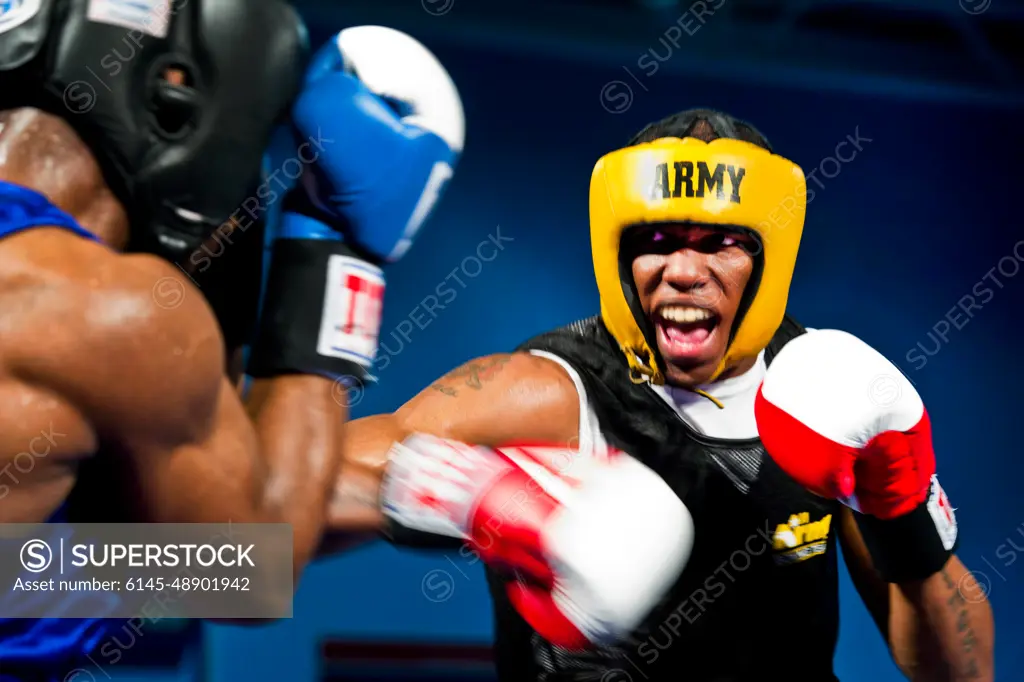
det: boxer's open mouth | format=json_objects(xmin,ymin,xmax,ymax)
[{"xmin": 653, "ymin": 304, "xmax": 719, "ymax": 363}]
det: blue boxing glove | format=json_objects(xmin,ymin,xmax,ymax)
[
  {"xmin": 247, "ymin": 26, "xmax": 464, "ymax": 382},
  {"xmin": 291, "ymin": 25, "xmax": 464, "ymax": 260}
]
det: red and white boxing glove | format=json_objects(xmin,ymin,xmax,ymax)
[
  {"xmin": 754, "ymin": 329, "xmax": 958, "ymax": 582},
  {"xmin": 381, "ymin": 435, "xmax": 694, "ymax": 648}
]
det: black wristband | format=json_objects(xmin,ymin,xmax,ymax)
[
  {"xmin": 247, "ymin": 239, "xmax": 383, "ymax": 381},
  {"xmin": 380, "ymin": 518, "xmax": 466, "ymax": 551},
  {"xmin": 853, "ymin": 477, "xmax": 959, "ymax": 583}
]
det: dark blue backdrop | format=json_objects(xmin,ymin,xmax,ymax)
[{"xmin": 207, "ymin": 37, "xmax": 1024, "ymax": 682}]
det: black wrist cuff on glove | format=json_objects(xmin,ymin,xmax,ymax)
[
  {"xmin": 247, "ymin": 239, "xmax": 381, "ymax": 381},
  {"xmin": 380, "ymin": 519, "xmax": 465, "ymax": 551},
  {"xmin": 853, "ymin": 478, "xmax": 959, "ymax": 583}
]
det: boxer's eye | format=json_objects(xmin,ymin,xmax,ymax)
[
  {"xmin": 696, "ymin": 231, "xmax": 754, "ymax": 253},
  {"xmin": 625, "ymin": 227, "xmax": 684, "ymax": 256},
  {"xmin": 625, "ymin": 226, "xmax": 752, "ymax": 256},
  {"xmin": 699, "ymin": 233, "xmax": 736, "ymax": 250}
]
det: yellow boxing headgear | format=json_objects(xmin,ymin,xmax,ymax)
[{"xmin": 590, "ymin": 137, "xmax": 806, "ymax": 384}]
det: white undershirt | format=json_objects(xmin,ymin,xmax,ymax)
[
  {"xmin": 648, "ymin": 352, "xmax": 766, "ymax": 440},
  {"xmin": 530, "ymin": 330, "xmax": 818, "ymax": 453}
]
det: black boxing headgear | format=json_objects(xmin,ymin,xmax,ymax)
[{"xmin": 0, "ymin": 0, "xmax": 308, "ymax": 263}]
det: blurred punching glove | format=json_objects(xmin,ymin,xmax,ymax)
[
  {"xmin": 381, "ymin": 436, "xmax": 694, "ymax": 649},
  {"xmin": 248, "ymin": 27, "xmax": 463, "ymax": 383},
  {"xmin": 291, "ymin": 25, "xmax": 463, "ymax": 261},
  {"xmin": 754, "ymin": 330, "xmax": 958, "ymax": 582}
]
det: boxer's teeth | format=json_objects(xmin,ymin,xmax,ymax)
[{"xmin": 660, "ymin": 306, "xmax": 711, "ymax": 324}]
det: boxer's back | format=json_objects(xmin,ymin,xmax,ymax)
[
  {"xmin": 0, "ymin": 230, "xmax": 131, "ymax": 523},
  {"xmin": 0, "ymin": 222, "xmax": 211, "ymax": 525},
  {"xmin": 0, "ymin": 109, "xmax": 212, "ymax": 673},
  {"xmin": 0, "ymin": 109, "xmax": 140, "ymax": 524},
  {"xmin": 0, "ymin": 113, "xmax": 124, "ymax": 674},
  {"xmin": 0, "ymin": 233, "xmax": 95, "ymax": 523}
]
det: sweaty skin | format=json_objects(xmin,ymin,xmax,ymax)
[{"xmin": 0, "ymin": 109, "xmax": 345, "ymax": 588}]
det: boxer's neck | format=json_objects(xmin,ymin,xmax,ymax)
[
  {"xmin": 711, "ymin": 354, "xmax": 758, "ymax": 382},
  {"xmin": 0, "ymin": 108, "xmax": 129, "ymax": 249}
]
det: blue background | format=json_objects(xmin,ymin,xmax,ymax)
[
  {"xmin": 3, "ymin": 3, "xmax": 1021, "ymax": 679},
  {"xmin": 204, "ymin": 37, "xmax": 1024, "ymax": 682}
]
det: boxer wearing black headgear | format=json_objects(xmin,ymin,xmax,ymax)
[
  {"xmin": 0, "ymin": 1, "xmax": 465, "ymax": 677},
  {"xmin": 0, "ymin": 0, "xmax": 325, "ymax": 674},
  {"xmin": 0, "ymin": 0, "xmax": 306, "ymax": 262}
]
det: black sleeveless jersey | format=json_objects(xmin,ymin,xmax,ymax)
[{"xmin": 489, "ymin": 315, "xmax": 843, "ymax": 682}]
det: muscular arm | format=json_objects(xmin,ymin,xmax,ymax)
[
  {"xmin": 319, "ymin": 352, "xmax": 581, "ymax": 554},
  {"xmin": 0, "ymin": 108, "xmax": 344, "ymax": 575},
  {"xmin": 124, "ymin": 374, "xmax": 345, "ymax": 579},
  {"xmin": 838, "ymin": 508, "xmax": 994, "ymax": 681},
  {"xmin": 32, "ymin": 252, "xmax": 346, "ymax": 586}
]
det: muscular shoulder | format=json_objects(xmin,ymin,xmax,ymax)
[
  {"xmin": 0, "ymin": 238, "xmax": 224, "ymax": 443},
  {"xmin": 396, "ymin": 352, "xmax": 581, "ymax": 447}
]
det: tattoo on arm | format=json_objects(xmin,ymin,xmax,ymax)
[
  {"xmin": 429, "ymin": 356, "xmax": 512, "ymax": 397},
  {"xmin": 940, "ymin": 567, "xmax": 981, "ymax": 679}
]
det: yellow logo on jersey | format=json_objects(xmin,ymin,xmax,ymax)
[{"xmin": 772, "ymin": 512, "xmax": 832, "ymax": 565}]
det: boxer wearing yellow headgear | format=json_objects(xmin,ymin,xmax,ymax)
[
  {"xmin": 326, "ymin": 108, "xmax": 992, "ymax": 681},
  {"xmin": 591, "ymin": 113, "xmax": 805, "ymax": 387}
]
